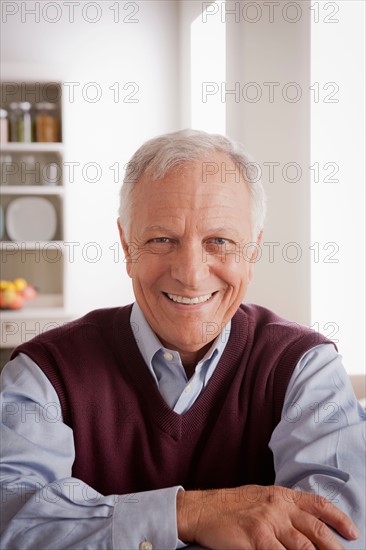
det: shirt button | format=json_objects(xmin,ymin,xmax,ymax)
[
  {"xmin": 139, "ymin": 542, "xmax": 153, "ymax": 550},
  {"xmin": 185, "ymin": 384, "xmax": 192, "ymax": 393},
  {"xmin": 163, "ymin": 351, "xmax": 174, "ymax": 361}
]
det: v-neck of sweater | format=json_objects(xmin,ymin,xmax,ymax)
[{"xmin": 116, "ymin": 305, "xmax": 249, "ymax": 441}]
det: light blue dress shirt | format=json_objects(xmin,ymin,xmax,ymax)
[
  {"xmin": 0, "ymin": 303, "xmax": 365, "ymax": 549},
  {"xmin": 130, "ymin": 301, "xmax": 230, "ymax": 413}
]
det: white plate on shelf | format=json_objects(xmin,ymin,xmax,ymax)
[{"xmin": 6, "ymin": 197, "xmax": 57, "ymax": 241}]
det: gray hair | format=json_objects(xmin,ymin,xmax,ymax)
[{"xmin": 119, "ymin": 129, "xmax": 266, "ymax": 240}]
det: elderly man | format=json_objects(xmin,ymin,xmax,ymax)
[{"xmin": 1, "ymin": 130, "xmax": 365, "ymax": 549}]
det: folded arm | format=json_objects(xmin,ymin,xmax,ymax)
[{"xmin": 0, "ymin": 354, "xmax": 181, "ymax": 549}]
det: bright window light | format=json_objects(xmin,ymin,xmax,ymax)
[
  {"xmin": 190, "ymin": 0, "xmax": 226, "ymax": 133},
  {"xmin": 311, "ymin": 1, "xmax": 365, "ymax": 374}
]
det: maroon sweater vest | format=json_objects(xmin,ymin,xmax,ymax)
[{"xmin": 12, "ymin": 304, "xmax": 332, "ymax": 496}]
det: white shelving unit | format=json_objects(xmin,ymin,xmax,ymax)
[
  {"xmin": 1, "ymin": 143, "xmax": 65, "ymax": 153},
  {"xmin": 1, "ymin": 80, "xmax": 72, "ymax": 364},
  {"xmin": 1, "ymin": 186, "xmax": 65, "ymax": 195}
]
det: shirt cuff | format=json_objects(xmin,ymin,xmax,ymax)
[{"xmin": 112, "ymin": 486, "xmax": 182, "ymax": 549}]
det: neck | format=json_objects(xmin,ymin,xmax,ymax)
[{"xmin": 178, "ymin": 343, "xmax": 212, "ymax": 379}]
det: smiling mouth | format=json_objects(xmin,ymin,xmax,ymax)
[{"xmin": 165, "ymin": 292, "xmax": 216, "ymax": 304}]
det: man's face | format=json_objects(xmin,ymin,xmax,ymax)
[{"xmin": 119, "ymin": 152, "xmax": 260, "ymax": 355}]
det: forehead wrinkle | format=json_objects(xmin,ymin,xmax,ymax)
[
  {"xmin": 137, "ymin": 202, "xmax": 249, "ymax": 237},
  {"xmin": 157, "ymin": 186, "xmax": 246, "ymax": 202}
]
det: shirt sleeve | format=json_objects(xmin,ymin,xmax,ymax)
[
  {"xmin": 0, "ymin": 353, "xmax": 181, "ymax": 550},
  {"xmin": 269, "ymin": 343, "xmax": 366, "ymax": 549}
]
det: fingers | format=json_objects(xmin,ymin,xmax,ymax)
[
  {"xmin": 279, "ymin": 526, "xmax": 316, "ymax": 550},
  {"xmin": 298, "ymin": 493, "xmax": 359, "ymax": 541},
  {"xmin": 246, "ymin": 523, "xmax": 287, "ymax": 550},
  {"xmin": 292, "ymin": 513, "xmax": 345, "ymax": 550},
  {"xmin": 256, "ymin": 538, "xmax": 287, "ymax": 550}
]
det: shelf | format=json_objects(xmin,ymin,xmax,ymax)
[
  {"xmin": 1, "ymin": 293, "xmax": 63, "ymax": 313},
  {"xmin": 0, "ymin": 296, "xmax": 75, "ymax": 349},
  {"xmin": 0, "ymin": 241, "xmax": 64, "ymax": 250},
  {"xmin": 0, "ymin": 143, "xmax": 64, "ymax": 153},
  {"xmin": 1, "ymin": 307, "xmax": 70, "ymax": 321},
  {"xmin": 1, "ymin": 185, "xmax": 64, "ymax": 195}
]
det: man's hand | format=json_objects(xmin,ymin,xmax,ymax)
[{"xmin": 177, "ymin": 485, "xmax": 359, "ymax": 549}]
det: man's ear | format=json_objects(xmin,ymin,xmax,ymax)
[
  {"xmin": 253, "ymin": 229, "xmax": 263, "ymax": 258},
  {"xmin": 248, "ymin": 229, "xmax": 263, "ymax": 282},
  {"xmin": 117, "ymin": 219, "xmax": 132, "ymax": 277}
]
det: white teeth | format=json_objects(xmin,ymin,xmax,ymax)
[{"xmin": 167, "ymin": 293, "xmax": 212, "ymax": 304}]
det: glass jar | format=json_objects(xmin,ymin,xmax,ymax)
[
  {"xmin": 35, "ymin": 103, "xmax": 60, "ymax": 142},
  {"xmin": 0, "ymin": 109, "xmax": 9, "ymax": 143},
  {"xmin": 9, "ymin": 102, "xmax": 32, "ymax": 142}
]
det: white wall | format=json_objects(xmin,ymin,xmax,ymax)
[{"xmin": 1, "ymin": 0, "xmax": 179, "ymax": 315}]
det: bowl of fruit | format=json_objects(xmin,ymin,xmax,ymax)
[{"xmin": 0, "ymin": 278, "xmax": 37, "ymax": 310}]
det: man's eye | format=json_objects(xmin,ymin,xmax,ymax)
[
  {"xmin": 150, "ymin": 237, "xmax": 171, "ymax": 244},
  {"xmin": 205, "ymin": 238, "xmax": 237, "ymax": 255},
  {"xmin": 146, "ymin": 237, "xmax": 175, "ymax": 254},
  {"xmin": 206, "ymin": 238, "xmax": 228, "ymax": 246}
]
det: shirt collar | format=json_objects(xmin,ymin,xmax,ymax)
[{"xmin": 130, "ymin": 301, "xmax": 231, "ymax": 370}]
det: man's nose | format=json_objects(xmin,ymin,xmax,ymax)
[{"xmin": 170, "ymin": 241, "xmax": 210, "ymax": 288}]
